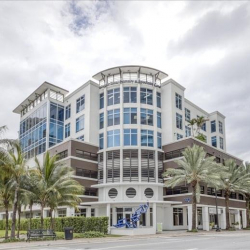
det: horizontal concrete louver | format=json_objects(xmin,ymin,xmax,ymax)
[
  {"xmin": 158, "ymin": 152, "xmax": 164, "ymax": 183},
  {"xmin": 141, "ymin": 150, "xmax": 155, "ymax": 182},
  {"xmin": 123, "ymin": 150, "xmax": 139, "ymax": 182},
  {"xmin": 106, "ymin": 150, "xmax": 120, "ymax": 183},
  {"xmin": 98, "ymin": 153, "xmax": 104, "ymax": 184}
]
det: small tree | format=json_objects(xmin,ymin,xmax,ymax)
[{"xmin": 163, "ymin": 145, "xmax": 223, "ymax": 230}]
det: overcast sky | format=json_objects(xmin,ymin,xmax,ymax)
[{"xmin": 0, "ymin": 1, "xmax": 249, "ymax": 161}]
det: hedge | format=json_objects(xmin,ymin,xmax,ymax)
[{"xmin": 0, "ymin": 216, "xmax": 109, "ymax": 234}]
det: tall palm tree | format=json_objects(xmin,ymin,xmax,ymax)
[
  {"xmin": 220, "ymin": 159, "xmax": 250, "ymax": 230},
  {"xmin": 163, "ymin": 145, "xmax": 223, "ymax": 230},
  {"xmin": 195, "ymin": 116, "xmax": 209, "ymax": 135},
  {"xmin": 32, "ymin": 152, "xmax": 83, "ymax": 228},
  {"xmin": 233, "ymin": 161, "xmax": 250, "ymax": 228},
  {"xmin": 0, "ymin": 172, "xmax": 13, "ymax": 239},
  {"xmin": 187, "ymin": 118, "xmax": 197, "ymax": 137},
  {"xmin": 2, "ymin": 142, "xmax": 27, "ymax": 239}
]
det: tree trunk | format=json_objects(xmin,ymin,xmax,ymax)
[
  {"xmin": 17, "ymin": 205, "xmax": 21, "ymax": 238},
  {"xmin": 50, "ymin": 208, "xmax": 53, "ymax": 230},
  {"xmin": 246, "ymin": 195, "xmax": 250, "ymax": 228},
  {"xmin": 5, "ymin": 206, "xmax": 9, "ymax": 239},
  {"xmin": 41, "ymin": 204, "xmax": 44, "ymax": 229},
  {"xmin": 192, "ymin": 184, "xmax": 197, "ymax": 230},
  {"xmin": 225, "ymin": 190, "xmax": 230, "ymax": 230},
  {"xmin": 29, "ymin": 202, "xmax": 33, "ymax": 230},
  {"xmin": 10, "ymin": 186, "xmax": 18, "ymax": 239}
]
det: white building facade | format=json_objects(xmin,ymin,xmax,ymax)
[{"xmin": 1, "ymin": 65, "xmax": 245, "ymax": 234}]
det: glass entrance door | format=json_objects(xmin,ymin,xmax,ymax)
[{"xmin": 197, "ymin": 208, "xmax": 203, "ymax": 229}]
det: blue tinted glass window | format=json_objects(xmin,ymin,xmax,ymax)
[
  {"xmin": 100, "ymin": 113, "xmax": 104, "ymax": 129},
  {"xmin": 50, "ymin": 103, "xmax": 57, "ymax": 119},
  {"xmin": 76, "ymin": 115, "xmax": 84, "ymax": 132},
  {"xmin": 65, "ymin": 123, "xmax": 70, "ymax": 138},
  {"xmin": 175, "ymin": 93, "xmax": 182, "ymax": 110},
  {"xmin": 141, "ymin": 130, "xmax": 154, "ymax": 147},
  {"xmin": 176, "ymin": 113, "xmax": 183, "ymax": 130},
  {"xmin": 185, "ymin": 108, "xmax": 190, "ymax": 121},
  {"xmin": 157, "ymin": 132, "xmax": 162, "ymax": 149},
  {"xmin": 107, "ymin": 129, "xmax": 120, "ymax": 148},
  {"xmin": 76, "ymin": 95, "xmax": 85, "ymax": 113},
  {"xmin": 124, "ymin": 108, "xmax": 137, "ymax": 124},
  {"xmin": 58, "ymin": 105, "xmax": 64, "ymax": 121},
  {"xmin": 108, "ymin": 88, "xmax": 120, "ymax": 106},
  {"xmin": 185, "ymin": 126, "xmax": 191, "ymax": 137},
  {"xmin": 157, "ymin": 112, "xmax": 161, "ymax": 128},
  {"xmin": 220, "ymin": 137, "xmax": 223, "ymax": 149},
  {"xmin": 65, "ymin": 105, "xmax": 71, "ymax": 120},
  {"xmin": 99, "ymin": 133, "xmax": 104, "ymax": 149},
  {"xmin": 124, "ymin": 129, "xmax": 137, "ymax": 146},
  {"xmin": 100, "ymin": 93, "xmax": 104, "ymax": 109},
  {"xmin": 219, "ymin": 121, "xmax": 223, "ymax": 134},
  {"xmin": 141, "ymin": 108, "xmax": 153, "ymax": 126},
  {"xmin": 211, "ymin": 121, "xmax": 216, "ymax": 133},
  {"xmin": 140, "ymin": 88, "xmax": 153, "ymax": 105},
  {"xmin": 177, "ymin": 134, "xmax": 183, "ymax": 140},
  {"xmin": 157, "ymin": 92, "xmax": 161, "ymax": 108},
  {"xmin": 123, "ymin": 87, "xmax": 137, "ymax": 103},
  {"xmin": 211, "ymin": 136, "xmax": 217, "ymax": 147}
]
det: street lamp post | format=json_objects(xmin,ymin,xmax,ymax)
[{"xmin": 215, "ymin": 189, "xmax": 221, "ymax": 232}]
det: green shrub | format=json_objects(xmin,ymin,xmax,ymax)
[
  {"xmin": 78, "ymin": 231, "xmax": 105, "ymax": 238},
  {"xmin": 0, "ymin": 217, "xmax": 108, "ymax": 234}
]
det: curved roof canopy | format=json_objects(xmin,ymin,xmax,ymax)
[{"xmin": 92, "ymin": 65, "xmax": 168, "ymax": 82}]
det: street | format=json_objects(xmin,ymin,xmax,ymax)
[{"xmin": 2, "ymin": 232, "xmax": 250, "ymax": 250}]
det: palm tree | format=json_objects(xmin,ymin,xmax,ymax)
[
  {"xmin": 220, "ymin": 159, "xmax": 250, "ymax": 230},
  {"xmin": 242, "ymin": 162, "xmax": 250, "ymax": 228},
  {"xmin": 163, "ymin": 145, "xmax": 223, "ymax": 231},
  {"xmin": 196, "ymin": 116, "xmax": 209, "ymax": 135},
  {"xmin": 187, "ymin": 118, "xmax": 197, "ymax": 137},
  {"xmin": 2, "ymin": 142, "xmax": 27, "ymax": 239},
  {"xmin": 32, "ymin": 152, "xmax": 83, "ymax": 228},
  {"xmin": 0, "ymin": 172, "xmax": 13, "ymax": 239}
]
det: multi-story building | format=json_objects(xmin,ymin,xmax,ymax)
[{"xmin": 2, "ymin": 65, "xmax": 245, "ymax": 234}]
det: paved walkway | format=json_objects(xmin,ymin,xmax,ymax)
[{"xmin": 0, "ymin": 230, "xmax": 249, "ymax": 250}]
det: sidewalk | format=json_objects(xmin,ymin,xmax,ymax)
[{"xmin": 1, "ymin": 230, "xmax": 250, "ymax": 250}]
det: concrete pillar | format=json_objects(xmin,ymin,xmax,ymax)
[
  {"xmin": 146, "ymin": 205, "xmax": 151, "ymax": 227},
  {"xmin": 235, "ymin": 210, "xmax": 241, "ymax": 229},
  {"xmin": 66, "ymin": 207, "xmax": 75, "ymax": 217},
  {"xmin": 220, "ymin": 207, "xmax": 226, "ymax": 229},
  {"xmin": 107, "ymin": 203, "xmax": 111, "ymax": 234},
  {"xmin": 187, "ymin": 205, "xmax": 192, "ymax": 231},
  {"xmin": 202, "ymin": 206, "xmax": 209, "ymax": 231},
  {"xmin": 86, "ymin": 208, "xmax": 91, "ymax": 218},
  {"xmin": 242, "ymin": 210, "xmax": 247, "ymax": 228},
  {"xmin": 153, "ymin": 203, "xmax": 157, "ymax": 232}
]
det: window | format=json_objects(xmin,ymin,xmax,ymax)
[
  {"xmin": 176, "ymin": 113, "xmax": 183, "ymax": 129},
  {"xmin": 219, "ymin": 121, "xmax": 223, "ymax": 134},
  {"xmin": 141, "ymin": 130, "xmax": 154, "ymax": 147},
  {"xmin": 76, "ymin": 115, "xmax": 84, "ymax": 133},
  {"xmin": 65, "ymin": 104, "xmax": 71, "ymax": 120},
  {"xmin": 239, "ymin": 194, "xmax": 244, "ymax": 200},
  {"xmin": 201, "ymin": 123, "xmax": 206, "ymax": 131},
  {"xmin": 177, "ymin": 133, "xmax": 183, "ymax": 140},
  {"xmin": 211, "ymin": 120, "xmax": 216, "ymax": 133},
  {"xmin": 220, "ymin": 137, "xmax": 224, "ymax": 150},
  {"xmin": 185, "ymin": 126, "xmax": 191, "ymax": 137},
  {"xmin": 91, "ymin": 208, "xmax": 95, "ymax": 217},
  {"xmin": 140, "ymin": 88, "xmax": 153, "ymax": 105},
  {"xmin": 157, "ymin": 132, "xmax": 162, "ymax": 149},
  {"xmin": 145, "ymin": 188, "xmax": 154, "ymax": 198},
  {"xmin": 124, "ymin": 108, "xmax": 137, "ymax": 124},
  {"xmin": 173, "ymin": 208, "xmax": 183, "ymax": 226},
  {"xmin": 166, "ymin": 186, "xmax": 188, "ymax": 195},
  {"xmin": 100, "ymin": 93, "xmax": 104, "ymax": 109},
  {"xmin": 108, "ymin": 188, "xmax": 118, "ymax": 198},
  {"xmin": 108, "ymin": 88, "xmax": 120, "ymax": 106},
  {"xmin": 140, "ymin": 73, "xmax": 153, "ymax": 83},
  {"xmin": 76, "ymin": 95, "xmax": 85, "ymax": 113},
  {"xmin": 65, "ymin": 123, "xmax": 70, "ymax": 138},
  {"xmin": 157, "ymin": 92, "xmax": 161, "ymax": 108},
  {"xmin": 124, "ymin": 129, "xmax": 137, "ymax": 146},
  {"xmin": 108, "ymin": 109, "xmax": 120, "ymax": 126},
  {"xmin": 157, "ymin": 112, "xmax": 161, "ymax": 128},
  {"xmin": 230, "ymin": 192, "xmax": 237, "ymax": 199},
  {"xmin": 211, "ymin": 136, "xmax": 217, "ymax": 147},
  {"xmin": 185, "ymin": 108, "xmax": 190, "ymax": 121},
  {"xmin": 108, "ymin": 74, "xmax": 121, "ymax": 83},
  {"xmin": 123, "ymin": 87, "xmax": 137, "ymax": 103},
  {"xmin": 77, "ymin": 135, "xmax": 84, "ymax": 141},
  {"xmin": 175, "ymin": 93, "xmax": 182, "ymax": 110},
  {"xmin": 99, "ymin": 133, "xmax": 104, "ymax": 150},
  {"xmin": 76, "ymin": 150, "xmax": 98, "ymax": 161},
  {"xmin": 99, "ymin": 113, "xmax": 104, "ymax": 129},
  {"xmin": 57, "ymin": 150, "xmax": 68, "ymax": 160},
  {"xmin": 141, "ymin": 108, "xmax": 153, "ymax": 126},
  {"xmin": 75, "ymin": 208, "xmax": 86, "ymax": 217},
  {"xmin": 123, "ymin": 72, "xmax": 137, "ymax": 81},
  {"xmin": 207, "ymin": 187, "xmax": 215, "ymax": 196},
  {"xmin": 58, "ymin": 209, "xmax": 66, "ymax": 217},
  {"xmin": 107, "ymin": 129, "xmax": 120, "ymax": 148},
  {"xmin": 126, "ymin": 188, "xmax": 136, "ymax": 198}
]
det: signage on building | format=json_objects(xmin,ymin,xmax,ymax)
[
  {"xmin": 229, "ymin": 210, "xmax": 238, "ymax": 214},
  {"xmin": 209, "ymin": 207, "xmax": 223, "ymax": 214},
  {"xmin": 184, "ymin": 198, "xmax": 191, "ymax": 203}
]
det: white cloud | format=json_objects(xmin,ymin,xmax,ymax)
[{"xmin": 0, "ymin": 1, "xmax": 249, "ymax": 161}]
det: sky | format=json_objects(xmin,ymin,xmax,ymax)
[{"xmin": 0, "ymin": 1, "xmax": 249, "ymax": 161}]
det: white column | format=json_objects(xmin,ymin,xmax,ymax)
[
  {"xmin": 153, "ymin": 203, "xmax": 157, "ymax": 232},
  {"xmin": 242, "ymin": 210, "xmax": 247, "ymax": 228},
  {"xmin": 235, "ymin": 210, "xmax": 241, "ymax": 229},
  {"xmin": 220, "ymin": 207, "xmax": 226, "ymax": 229},
  {"xmin": 202, "ymin": 206, "xmax": 209, "ymax": 231},
  {"xmin": 112, "ymin": 207, "xmax": 116, "ymax": 226},
  {"xmin": 107, "ymin": 203, "xmax": 111, "ymax": 234},
  {"xmin": 66, "ymin": 207, "xmax": 75, "ymax": 217},
  {"xmin": 86, "ymin": 208, "xmax": 91, "ymax": 218},
  {"xmin": 187, "ymin": 205, "xmax": 192, "ymax": 231}
]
